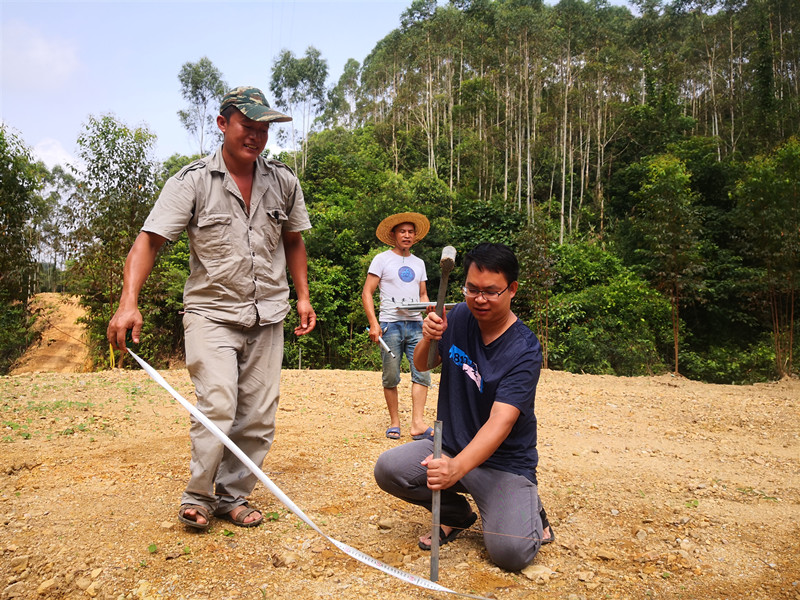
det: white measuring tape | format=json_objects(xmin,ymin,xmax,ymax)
[{"xmin": 126, "ymin": 349, "xmax": 490, "ymax": 600}]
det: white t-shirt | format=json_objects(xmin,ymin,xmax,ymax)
[{"xmin": 368, "ymin": 250, "xmax": 428, "ymax": 322}]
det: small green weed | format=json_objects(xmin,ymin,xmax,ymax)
[{"xmin": 737, "ymin": 487, "xmax": 777, "ymax": 501}]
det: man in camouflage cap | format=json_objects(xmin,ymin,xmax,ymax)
[
  {"xmin": 108, "ymin": 86, "xmax": 315, "ymax": 530},
  {"xmin": 219, "ymin": 86, "xmax": 292, "ymax": 123}
]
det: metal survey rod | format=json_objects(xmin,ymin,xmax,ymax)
[
  {"xmin": 431, "ymin": 420, "xmax": 443, "ymax": 581},
  {"xmin": 427, "ymin": 246, "xmax": 456, "ymax": 370},
  {"xmin": 366, "ymin": 326, "xmax": 395, "ymax": 358}
]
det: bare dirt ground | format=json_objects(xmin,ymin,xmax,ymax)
[
  {"xmin": 1, "ymin": 294, "xmax": 798, "ymax": 600},
  {"xmin": 10, "ymin": 294, "xmax": 90, "ymax": 375}
]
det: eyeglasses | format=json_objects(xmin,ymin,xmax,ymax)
[{"xmin": 462, "ymin": 284, "xmax": 510, "ymax": 301}]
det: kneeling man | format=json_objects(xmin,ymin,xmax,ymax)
[{"xmin": 373, "ymin": 243, "xmax": 552, "ymax": 571}]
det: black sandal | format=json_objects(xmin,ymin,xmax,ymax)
[
  {"xmin": 540, "ymin": 507, "xmax": 555, "ymax": 545},
  {"xmin": 418, "ymin": 511, "xmax": 478, "ymax": 551}
]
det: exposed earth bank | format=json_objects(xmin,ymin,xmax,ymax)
[{"xmin": 0, "ymin": 294, "xmax": 798, "ymax": 599}]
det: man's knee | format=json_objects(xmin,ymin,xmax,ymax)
[
  {"xmin": 485, "ymin": 536, "xmax": 538, "ymax": 572},
  {"xmin": 373, "ymin": 451, "xmax": 398, "ymax": 493},
  {"xmin": 381, "ymin": 359, "xmax": 401, "ymax": 388}
]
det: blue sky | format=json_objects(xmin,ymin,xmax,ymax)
[{"xmin": 1, "ymin": 0, "xmax": 411, "ymax": 168}]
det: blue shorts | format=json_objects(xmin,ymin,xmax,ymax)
[{"xmin": 380, "ymin": 320, "xmax": 431, "ymax": 388}]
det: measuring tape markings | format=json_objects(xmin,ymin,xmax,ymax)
[{"xmin": 126, "ymin": 348, "xmax": 490, "ymax": 600}]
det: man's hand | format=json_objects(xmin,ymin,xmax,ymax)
[
  {"xmin": 294, "ymin": 299, "xmax": 317, "ymax": 336},
  {"xmin": 422, "ymin": 453, "xmax": 463, "ymax": 491},
  {"xmin": 367, "ymin": 323, "xmax": 383, "ymax": 343},
  {"xmin": 422, "ymin": 308, "xmax": 448, "ymax": 342},
  {"xmin": 107, "ymin": 306, "xmax": 143, "ymax": 352}
]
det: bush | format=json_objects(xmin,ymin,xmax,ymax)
[
  {"xmin": 680, "ymin": 338, "xmax": 777, "ymax": 384},
  {"xmin": 543, "ymin": 242, "xmax": 672, "ymax": 376}
]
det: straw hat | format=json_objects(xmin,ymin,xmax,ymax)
[{"xmin": 375, "ymin": 212, "xmax": 430, "ymax": 246}]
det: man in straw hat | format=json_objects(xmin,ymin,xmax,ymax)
[
  {"xmin": 108, "ymin": 86, "xmax": 316, "ymax": 531},
  {"xmin": 362, "ymin": 212, "xmax": 434, "ymax": 441}
]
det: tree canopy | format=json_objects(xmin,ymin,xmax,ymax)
[{"xmin": 177, "ymin": 57, "xmax": 228, "ymax": 155}]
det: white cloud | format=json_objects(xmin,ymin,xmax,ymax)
[
  {"xmin": 1, "ymin": 19, "xmax": 81, "ymax": 92},
  {"xmin": 33, "ymin": 138, "xmax": 80, "ymax": 170}
]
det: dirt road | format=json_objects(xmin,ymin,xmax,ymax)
[{"xmin": 10, "ymin": 294, "xmax": 89, "ymax": 375}]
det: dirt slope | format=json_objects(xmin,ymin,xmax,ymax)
[
  {"xmin": 0, "ymin": 296, "xmax": 798, "ymax": 600},
  {"xmin": 10, "ymin": 294, "xmax": 90, "ymax": 375}
]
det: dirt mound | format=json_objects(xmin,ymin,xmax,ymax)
[
  {"xmin": 0, "ymin": 365, "xmax": 798, "ymax": 599},
  {"xmin": 10, "ymin": 293, "xmax": 90, "ymax": 374}
]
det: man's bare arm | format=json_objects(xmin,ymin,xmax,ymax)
[
  {"xmin": 362, "ymin": 273, "xmax": 383, "ymax": 342},
  {"xmin": 284, "ymin": 230, "xmax": 316, "ymax": 336},
  {"xmin": 107, "ymin": 231, "xmax": 167, "ymax": 351}
]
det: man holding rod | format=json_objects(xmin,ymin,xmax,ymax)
[
  {"xmin": 374, "ymin": 243, "xmax": 552, "ymax": 571},
  {"xmin": 108, "ymin": 86, "xmax": 316, "ymax": 530},
  {"xmin": 362, "ymin": 212, "xmax": 433, "ymax": 441}
]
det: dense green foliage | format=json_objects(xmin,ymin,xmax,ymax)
[
  {"xmin": 8, "ymin": 0, "xmax": 798, "ymax": 382},
  {"xmin": 63, "ymin": 116, "xmax": 194, "ymax": 369},
  {"xmin": 0, "ymin": 127, "xmax": 46, "ymax": 373}
]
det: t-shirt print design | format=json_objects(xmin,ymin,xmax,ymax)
[
  {"xmin": 398, "ymin": 265, "xmax": 416, "ymax": 282},
  {"xmin": 449, "ymin": 344, "xmax": 483, "ymax": 392}
]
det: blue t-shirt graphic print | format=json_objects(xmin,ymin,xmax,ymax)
[
  {"xmin": 398, "ymin": 265, "xmax": 416, "ymax": 283},
  {"xmin": 449, "ymin": 344, "xmax": 483, "ymax": 392}
]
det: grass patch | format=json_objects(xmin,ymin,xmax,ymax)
[{"xmin": 25, "ymin": 400, "xmax": 96, "ymax": 414}]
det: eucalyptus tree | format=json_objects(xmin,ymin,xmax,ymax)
[
  {"xmin": 541, "ymin": 0, "xmax": 636, "ymax": 237},
  {"xmin": 36, "ymin": 164, "xmax": 79, "ymax": 292},
  {"xmin": 321, "ymin": 58, "xmax": 360, "ymax": 129},
  {"xmin": 360, "ymin": 30, "xmax": 408, "ymax": 172},
  {"xmin": 551, "ymin": 0, "xmax": 595, "ymax": 243},
  {"xmin": 270, "ymin": 46, "xmax": 328, "ymax": 173},
  {"xmin": 628, "ymin": 153, "xmax": 703, "ymax": 375},
  {"xmin": 177, "ymin": 57, "xmax": 227, "ymax": 155},
  {"xmin": 491, "ymin": 0, "xmax": 548, "ymax": 211}
]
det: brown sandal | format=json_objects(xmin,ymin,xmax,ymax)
[
  {"xmin": 220, "ymin": 506, "xmax": 263, "ymax": 528},
  {"xmin": 178, "ymin": 504, "xmax": 211, "ymax": 531}
]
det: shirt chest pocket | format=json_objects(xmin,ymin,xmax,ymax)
[
  {"xmin": 194, "ymin": 213, "xmax": 233, "ymax": 260},
  {"xmin": 257, "ymin": 207, "xmax": 287, "ymax": 253}
]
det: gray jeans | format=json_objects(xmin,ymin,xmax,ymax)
[
  {"xmin": 374, "ymin": 439, "xmax": 545, "ymax": 571},
  {"xmin": 180, "ymin": 312, "xmax": 283, "ymax": 515}
]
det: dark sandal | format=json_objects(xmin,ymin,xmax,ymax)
[
  {"xmin": 178, "ymin": 504, "xmax": 211, "ymax": 531},
  {"xmin": 418, "ymin": 511, "xmax": 478, "ymax": 551},
  {"xmin": 540, "ymin": 507, "xmax": 555, "ymax": 545},
  {"xmin": 385, "ymin": 426, "xmax": 401, "ymax": 440},
  {"xmin": 220, "ymin": 506, "xmax": 263, "ymax": 528}
]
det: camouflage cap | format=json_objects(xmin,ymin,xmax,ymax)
[{"xmin": 219, "ymin": 86, "xmax": 292, "ymax": 123}]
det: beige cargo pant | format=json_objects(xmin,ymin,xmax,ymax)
[{"xmin": 180, "ymin": 312, "xmax": 283, "ymax": 516}]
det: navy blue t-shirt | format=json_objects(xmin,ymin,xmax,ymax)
[{"xmin": 436, "ymin": 302, "xmax": 542, "ymax": 483}]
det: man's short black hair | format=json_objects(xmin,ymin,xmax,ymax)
[
  {"xmin": 220, "ymin": 105, "xmax": 238, "ymax": 121},
  {"xmin": 463, "ymin": 243, "xmax": 519, "ymax": 285}
]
